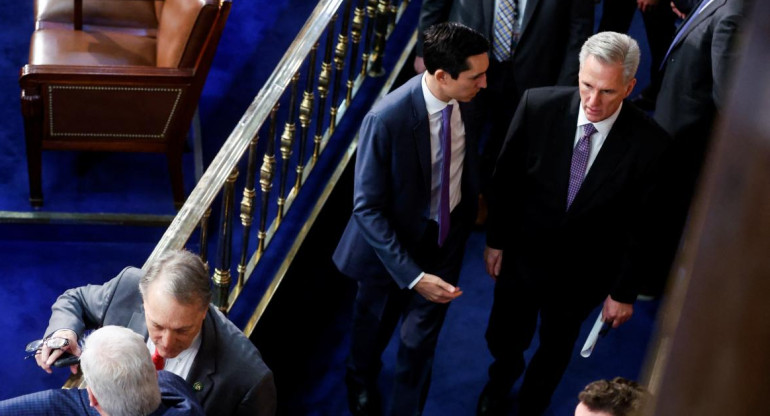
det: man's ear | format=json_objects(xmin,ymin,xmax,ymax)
[
  {"xmin": 624, "ymin": 77, "xmax": 637, "ymax": 98},
  {"xmin": 87, "ymin": 386, "xmax": 99, "ymax": 408},
  {"xmin": 434, "ymin": 68, "xmax": 449, "ymax": 84}
]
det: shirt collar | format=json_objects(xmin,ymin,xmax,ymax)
[
  {"xmin": 577, "ymin": 101, "xmax": 623, "ymax": 137},
  {"xmin": 421, "ymin": 73, "xmax": 458, "ymax": 115}
]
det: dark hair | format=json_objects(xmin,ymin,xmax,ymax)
[
  {"xmin": 422, "ymin": 22, "xmax": 489, "ymax": 79},
  {"xmin": 578, "ymin": 377, "xmax": 650, "ymax": 416}
]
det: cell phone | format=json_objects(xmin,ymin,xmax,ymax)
[{"xmin": 52, "ymin": 352, "xmax": 80, "ymax": 368}]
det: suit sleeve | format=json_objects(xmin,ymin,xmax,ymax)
[
  {"xmin": 486, "ymin": 91, "xmax": 530, "ymax": 249},
  {"xmin": 352, "ymin": 112, "xmax": 422, "ymax": 286},
  {"xmin": 416, "ymin": 0, "xmax": 453, "ymax": 56},
  {"xmin": 556, "ymin": 0, "xmax": 594, "ymax": 85},
  {"xmin": 44, "ymin": 268, "xmax": 130, "ymax": 339},
  {"xmin": 234, "ymin": 370, "xmax": 277, "ymax": 416},
  {"xmin": 710, "ymin": 7, "xmax": 743, "ymax": 110}
]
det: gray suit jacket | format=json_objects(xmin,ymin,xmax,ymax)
[
  {"xmin": 44, "ymin": 267, "xmax": 276, "ymax": 416},
  {"xmin": 654, "ymin": 0, "xmax": 744, "ymax": 140}
]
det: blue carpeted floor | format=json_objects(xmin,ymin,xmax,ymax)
[{"xmin": 0, "ymin": 1, "xmax": 662, "ymax": 414}]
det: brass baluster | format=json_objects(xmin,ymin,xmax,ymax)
[
  {"xmin": 295, "ymin": 43, "xmax": 319, "ymax": 191},
  {"xmin": 198, "ymin": 207, "xmax": 212, "ymax": 273},
  {"xmin": 314, "ymin": 15, "xmax": 337, "ymax": 162},
  {"xmin": 388, "ymin": 0, "xmax": 397, "ymax": 34},
  {"xmin": 368, "ymin": 0, "xmax": 390, "ymax": 77},
  {"xmin": 330, "ymin": 0, "xmax": 353, "ymax": 132},
  {"xmin": 346, "ymin": 0, "xmax": 366, "ymax": 104},
  {"xmin": 257, "ymin": 104, "xmax": 279, "ymax": 257},
  {"xmin": 361, "ymin": 0, "xmax": 378, "ymax": 78},
  {"xmin": 277, "ymin": 72, "xmax": 300, "ymax": 222},
  {"xmin": 212, "ymin": 168, "xmax": 238, "ymax": 313},
  {"xmin": 236, "ymin": 133, "xmax": 259, "ymax": 289}
]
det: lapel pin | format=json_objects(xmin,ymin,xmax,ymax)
[{"xmin": 193, "ymin": 382, "xmax": 203, "ymax": 391}]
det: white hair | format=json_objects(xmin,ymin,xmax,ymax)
[
  {"xmin": 80, "ymin": 326, "xmax": 161, "ymax": 416},
  {"xmin": 579, "ymin": 31, "xmax": 641, "ymax": 83}
]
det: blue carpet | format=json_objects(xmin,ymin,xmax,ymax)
[{"xmin": 0, "ymin": 1, "xmax": 663, "ymax": 414}]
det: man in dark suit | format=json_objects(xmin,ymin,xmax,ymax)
[
  {"xmin": 415, "ymin": 0, "xmax": 595, "ymax": 211},
  {"xmin": 34, "ymin": 250, "xmax": 276, "ymax": 416},
  {"xmin": 651, "ymin": 0, "xmax": 745, "ymax": 293},
  {"xmin": 333, "ymin": 22, "xmax": 488, "ymax": 416},
  {"xmin": 2, "ymin": 325, "xmax": 204, "ymax": 415},
  {"xmin": 479, "ymin": 32, "xmax": 670, "ymax": 415}
]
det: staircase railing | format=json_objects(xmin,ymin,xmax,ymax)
[{"xmin": 142, "ymin": 0, "xmax": 416, "ymax": 333}]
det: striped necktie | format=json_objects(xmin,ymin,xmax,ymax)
[{"xmin": 492, "ymin": 0, "xmax": 520, "ymax": 61}]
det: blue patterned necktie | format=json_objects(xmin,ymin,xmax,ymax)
[
  {"xmin": 438, "ymin": 104, "xmax": 453, "ymax": 246},
  {"xmin": 567, "ymin": 123, "xmax": 596, "ymax": 209},
  {"xmin": 492, "ymin": 0, "xmax": 520, "ymax": 61}
]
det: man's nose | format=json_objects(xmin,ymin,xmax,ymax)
[{"xmin": 478, "ymin": 74, "xmax": 487, "ymax": 88}]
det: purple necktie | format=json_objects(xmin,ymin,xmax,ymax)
[
  {"xmin": 438, "ymin": 104, "xmax": 453, "ymax": 246},
  {"xmin": 567, "ymin": 123, "xmax": 596, "ymax": 209}
]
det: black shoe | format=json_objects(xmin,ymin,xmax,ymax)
[
  {"xmin": 346, "ymin": 378, "xmax": 382, "ymax": 416},
  {"xmin": 477, "ymin": 383, "xmax": 505, "ymax": 416}
]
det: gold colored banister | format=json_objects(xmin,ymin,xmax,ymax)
[
  {"xmin": 143, "ymin": 0, "xmax": 346, "ymax": 269},
  {"xmin": 142, "ymin": 0, "xmax": 415, "ymax": 318}
]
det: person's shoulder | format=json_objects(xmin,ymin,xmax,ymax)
[
  {"xmin": 621, "ymin": 101, "xmax": 672, "ymax": 148},
  {"xmin": 206, "ymin": 306, "xmax": 270, "ymax": 371},
  {"xmin": 370, "ymin": 74, "xmax": 422, "ymax": 116}
]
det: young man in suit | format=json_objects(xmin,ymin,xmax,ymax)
[
  {"xmin": 479, "ymin": 31, "xmax": 670, "ymax": 415},
  {"xmin": 34, "ymin": 250, "xmax": 276, "ymax": 416},
  {"xmin": 333, "ymin": 22, "xmax": 488, "ymax": 416},
  {"xmin": 1, "ymin": 325, "xmax": 204, "ymax": 415},
  {"xmin": 415, "ymin": 0, "xmax": 595, "ymax": 220}
]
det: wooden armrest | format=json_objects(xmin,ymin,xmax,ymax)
[{"xmin": 20, "ymin": 65, "xmax": 195, "ymax": 86}]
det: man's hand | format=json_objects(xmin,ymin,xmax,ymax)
[
  {"xmin": 414, "ymin": 56, "xmax": 426, "ymax": 74},
  {"xmin": 484, "ymin": 246, "xmax": 503, "ymax": 280},
  {"xmin": 414, "ymin": 273, "xmax": 463, "ymax": 303},
  {"xmin": 670, "ymin": 1, "xmax": 687, "ymax": 18},
  {"xmin": 36, "ymin": 329, "xmax": 81, "ymax": 374},
  {"xmin": 601, "ymin": 296, "xmax": 634, "ymax": 328},
  {"xmin": 637, "ymin": 0, "xmax": 659, "ymax": 12}
]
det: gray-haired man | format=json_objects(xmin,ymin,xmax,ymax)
[
  {"xmin": 35, "ymin": 250, "xmax": 276, "ymax": 416},
  {"xmin": 478, "ymin": 32, "xmax": 670, "ymax": 415}
]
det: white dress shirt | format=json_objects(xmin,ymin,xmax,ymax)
[
  {"xmin": 575, "ymin": 102, "xmax": 623, "ymax": 176},
  {"xmin": 409, "ymin": 74, "xmax": 467, "ymax": 289},
  {"xmin": 147, "ymin": 331, "xmax": 202, "ymax": 380}
]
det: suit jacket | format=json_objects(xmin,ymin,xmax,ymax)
[
  {"xmin": 0, "ymin": 371, "xmax": 203, "ymax": 416},
  {"xmin": 655, "ymin": 0, "xmax": 744, "ymax": 141},
  {"xmin": 43, "ymin": 267, "xmax": 276, "ymax": 416},
  {"xmin": 333, "ymin": 74, "xmax": 480, "ymax": 288},
  {"xmin": 418, "ymin": 0, "xmax": 594, "ymax": 95},
  {"xmin": 487, "ymin": 87, "xmax": 670, "ymax": 303}
]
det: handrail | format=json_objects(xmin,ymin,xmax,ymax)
[
  {"xmin": 139, "ymin": 0, "xmax": 416, "ymax": 323},
  {"xmin": 143, "ymin": 0, "xmax": 345, "ymax": 269}
]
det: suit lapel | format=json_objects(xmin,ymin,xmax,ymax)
[
  {"xmin": 569, "ymin": 102, "xmax": 633, "ymax": 210},
  {"xmin": 411, "ymin": 77, "xmax": 432, "ymax": 195},
  {"xmin": 672, "ymin": 0, "xmax": 725, "ymax": 51},
  {"xmin": 185, "ymin": 308, "xmax": 216, "ymax": 401},
  {"xmin": 520, "ymin": 0, "xmax": 540, "ymax": 36}
]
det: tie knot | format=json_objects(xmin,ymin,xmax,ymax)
[
  {"xmin": 582, "ymin": 123, "xmax": 597, "ymax": 139},
  {"xmin": 442, "ymin": 104, "xmax": 453, "ymax": 120},
  {"xmin": 152, "ymin": 348, "xmax": 165, "ymax": 371}
]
